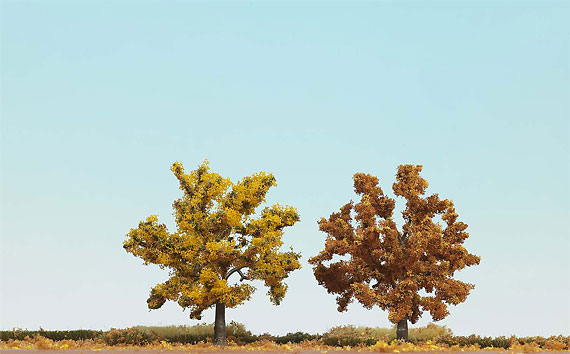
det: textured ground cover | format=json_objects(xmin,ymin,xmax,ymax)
[
  {"xmin": 1, "ymin": 324, "xmax": 567, "ymax": 353},
  {"xmin": 2, "ymin": 351, "xmax": 570, "ymax": 354},
  {"xmin": 0, "ymin": 336, "xmax": 567, "ymax": 353}
]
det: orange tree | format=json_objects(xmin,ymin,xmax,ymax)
[
  {"xmin": 124, "ymin": 161, "xmax": 301, "ymax": 345},
  {"xmin": 309, "ymin": 165, "xmax": 480, "ymax": 340}
]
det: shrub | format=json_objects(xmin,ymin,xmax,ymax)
[
  {"xmin": 510, "ymin": 340, "xmax": 541, "ymax": 352},
  {"xmin": 322, "ymin": 323, "xmax": 451, "ymax": 347},
  {"xmin": 227, "ymin": 321, "xmax": 251, "ymax": 338},
  {"xmin": 102, "ymin": 328, "xmax": 163, "ymax": 346},
  {"xmin": 136, "ymin": 323, "xmax": 211, "ymax": 344},
  {"xmin": 544, "ymin": 339, "xmax": 567, "ymax": 350},
  {"xmin": 442, "ymin": 334, "xmax": 512, "ymax": 349},
  {"xmin": 227, "ymin": 321, "xmax": 258, "ymax": 344},
  {"xmin": 274, "ymin": 332, "xmax": 320, "ymax": 344},
  {"xmin": 0, "ymin": 329, "xmax": 102, "ymax": 341},
  {"xmin": 136, "ymin": 321, "xmax": 256, "ymax": 344},
  {"xmin": 322, "ymin": 326, "xmax": 377, "ymax": 347},
  {"xmin": 409, "ymin": 323, "xmax": 452, "ymax": 342}
]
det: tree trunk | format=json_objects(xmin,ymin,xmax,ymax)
[
  {"xmin": 396, "ymin": 319, "xmax": 408, "ymax": 341},
  {"xmin": 213, "ymin": 302, "xmax": 227, "ymax": 345}
]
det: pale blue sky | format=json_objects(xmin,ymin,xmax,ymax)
[{"xmin": 1, "ymin": 0, "xmax": 568, "ymax": 337}]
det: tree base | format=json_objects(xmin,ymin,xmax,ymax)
[
  {"xmin": 213, "ymin": 302, "xmax": 227, "ymax": 346},
  {"xmin": 396, "ymin": 319, "xmax": 408, "ymax": 341}
]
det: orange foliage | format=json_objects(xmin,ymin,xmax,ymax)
[{"xmin": 309, "ymin": 165, "xmax": 480, "ymax": 324}]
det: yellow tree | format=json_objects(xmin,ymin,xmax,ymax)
[
  {"xmin": 124, "ymin": 161, "xmax": 301, "ymax": 345},
  {"xmin": 309, "ymin": 165, "xmax": 480, "ymax": 340}
]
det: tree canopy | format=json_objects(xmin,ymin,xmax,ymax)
[
  {"xmin": 309, "ymin": 165, "xmax": 480, "ymax": 327},
  {"xmin": 124, "ymin": 160, "xmax": 301, "ymax": 320}
]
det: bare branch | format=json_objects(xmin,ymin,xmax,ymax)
[
  {"xmin": 237, "ymin": 269, "xmax": 247, "ymax": 281},
  {"xmin": 225, "ymin": 266, "xmax": 248, "ymax": 281}
]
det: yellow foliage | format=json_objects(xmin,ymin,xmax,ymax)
[
  {"xmin": 123, "ymin": 160, "xmax": 301, "ymax": 319},
  {"xmin": 510, "ymin": 341, "xmax": 542, "ymax": 353},
  {"xmin": 0, "ymin": 335, "xmax": 564, "ymax": 352},
  {"xmin": 370, "ymin": 339, "xmax": 390, "ymax": 352},
  {"xmin": 543, "ymin": 340, "xmax": 566, "ymax": 350}
]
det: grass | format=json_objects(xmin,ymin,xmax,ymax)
[
  {"xmin": 1, "ymin": 323, "xmax": 568, "ymax": 352},
  {"xmin": 136, "ymin": 321, "xmax": 250, "ymax": 338},
  {"xmin": 322, "ymin": 323, "xmax": 453, "ymax": 346},
  {"xmin": 132, "ymin": 322, "xmax": 451, "ymax": 342}
]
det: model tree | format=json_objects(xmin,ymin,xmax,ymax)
[
  {"xmin": 309, "ymin": 165, "xmax": 480, "ymax": 340},
  {"xmin": 124, "ymin": 160, "xmax": 301, "ymax": 345}
]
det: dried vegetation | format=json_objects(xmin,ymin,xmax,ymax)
[{"xmin": 1, "ymin": 323, "xmax": 568, "ymax": 352}]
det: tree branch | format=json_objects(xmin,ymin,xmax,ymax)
[
  {"xmin": 225, "ymin": 266, "xmax": 248, "ymax": 281},
  {"xmin": 398, "ymin": 232, "xmax": 407, "ymax": 256}
]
